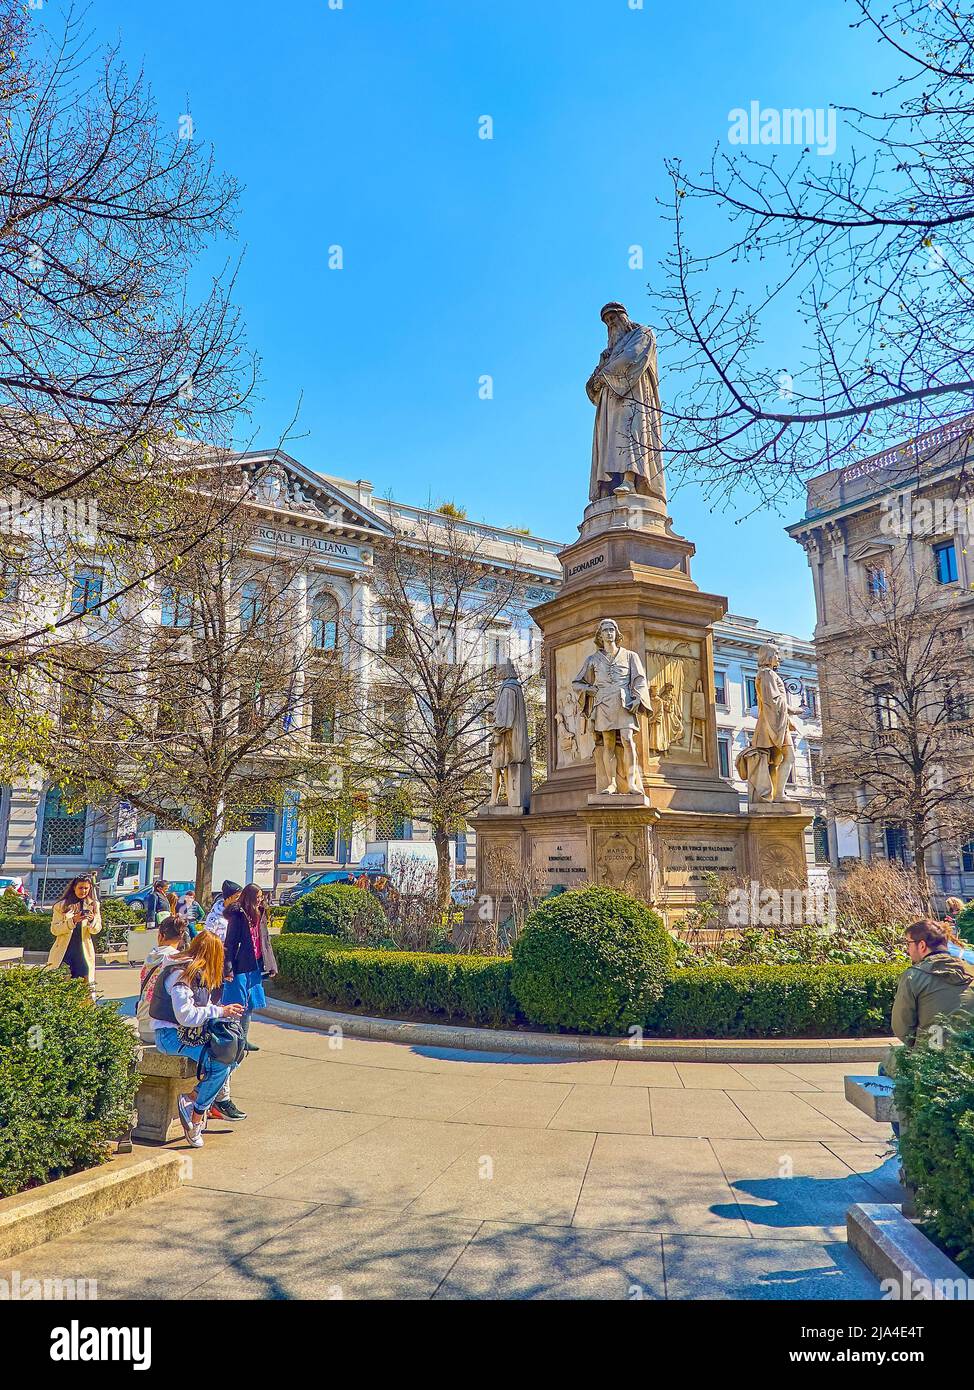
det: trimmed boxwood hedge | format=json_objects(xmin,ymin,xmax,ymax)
[
  {"xmin": 512, "ymin": 887, "xmax": 674, "ymax": 1033},
  {"xmin": 283, "ymin": 884, "xmax": 388, "ymax": 942},
  {"xmin": 275, "ymin": 934, "xmax": 515, "ymax": 1027},
  {"xmin": 274, "ymin": 936, "xmax": 901, "ymax": 1038},
  {"xmin": 0, "ymin": 913, "xmax": 55, "ymax": 953},
  {"xmin": 647, "ymin": 963, "xmax": 901, "ymax": 1038},
  {"xmin": 0, "ymin": 965, "xmax": 140, "ymax": 1197}
]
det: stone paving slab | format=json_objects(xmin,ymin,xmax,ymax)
[
  {"xmin": 724, "ymin": 1090, "xmax": 854, "ymax": 1142},
  {"xmin": 433, "ymin": 1222, "xmax": 667, "ymax": 1300},
  {"xmin": 662, "ymin": 1233, "xmax": 881, "ymax": 1299},
  {"xmin": 406, "ymin": 1125, "xmax": 597, "ymax": 1226},
  {"xmin": 190, "ymin": 1205, "xmax": 482, "ymax": 1301},
  {"xmin": 571, "ymin": 1134, "xmax": 752, "ymax": 1237},
  {"xmin": 648, "ymin": 1087, "xmax": 762, "ymax": 1139},
  {"xmin": 709, "ymin": 1139, "xmax": 898, "ymax": 1242}
]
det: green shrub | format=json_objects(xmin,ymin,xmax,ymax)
[
  {"xmin": 283, "ymin": 884, "xmax": 388, "ymax": 943},
  {"xmin": 0, "ymin": 966, "xmax": 140, "ymax": 1197},
  {"xmin": 274, "ymin": 934, "xmax": 901, "ymax": 1039},
  {"xmin": 895, "ymin": 1014, "xmax": 974, "ymax": 1274},
  {"xmin": 648, "ymin": 963, "xmax": 900, "ymax": 1037},
  {"xmin": 98, "ymin": 897, "xmax": 140, "ymax": 925},
  {"xmin": 0, "ymin": 913, "xmax": 55, "ymax": 953},
  {"xmin": 0, "ymin": 888, "xmax": 25, "ymax": 917},
  {"xmin": 274, "ymin": 934, "xmax": 515, "ymax": 1027},
  {"xmin": 954, "ymin": 902, "xmax": 974, "ymax": 947},
  {"xmin": 511, "ymin": 887, "xmax": 674, "ymax": 1034}
]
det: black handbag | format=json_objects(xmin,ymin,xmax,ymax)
[{"xmin": 199, "ymin": 1017, "xmax": 247, "ymax": 1072}]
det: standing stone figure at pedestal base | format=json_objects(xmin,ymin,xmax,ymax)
[
  {"xmin": 572, "ymin": 619, "xmax": 653, "ymax": 796},
  {"xmin": 489, "ymin": 659, "xmax": 532, "ymax": 811},
  {"xmin": 735, "ymin": 642, "xmax": 796, "ymax": 804}
]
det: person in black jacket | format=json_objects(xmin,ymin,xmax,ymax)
[{"xmin": 223, "ymin": 882, "xmax": 278, "ymax": 1067}]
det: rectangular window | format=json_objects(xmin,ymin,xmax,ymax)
[
  {"xmin": 946, "ymin": 690, "xmax": 969, "ymax": 722},
  {"xmin": 874, "ymin": 685, "xmax": 897, "ymax": 731},
  {"xmin": 717, "ymin": 734, "xmax": 731, "ymax": 779},
  {"xmin": 484, "ymin": 629, "xmax": 510, "ymax": 667},
  {"xmin": 809, "ymin": 748, "xmax": 823, "ymax": 786},
  {"xmin": 744, "ymin": 676, "xmax": 758, "ymax": 710},
  {"xmin": 0, "ymin": 555, "xmax": 20, "ymax": 604},
  {"xmin": 713, "ymin": 670, "xmax": 727, "ymax": 706},
  {"xmin": 885, "ymin": 824, "xmax": 908, "ymax": 863},
  {"xmin": 69, "ymin": 568, "xmax": 103, "ymax": 616},
  {"xmin": 311, "ymin": 821, "xmax": 336, "ymax": 858},
  {"xmin": 240, "ymin": 582, "xmax": 262, "ymax": 633},
  {"xmin": 310, "ymin": 691, "xmax": 336, "ymax": 743},
  {"xmin": 934, "ymin": 541, "xmax": 958, "ymax": 585},
  {"xmin": 866, "ymin": 565, "xmax": 888, "ymax": 598},
  {"xmin": 813, "ymin": 817, "xmax": 830, "ymax": 864},
  {"xmin": 40, "ymin": 788, "xmax": 87, "ymax": 857},
  {"xmin": 241, "ymin": 806, "xmax": 275, "ymax": 832},
  {"xmin": 805, "ymin": 687, "xmax": 818, "ymax": 718},
  {"xmin": 160, "ymin": 586, "xmax": 192, "ymax": 628},
  {"xmin": 962, "ymin": 841, "xmax": 974, "ymax": 875}
]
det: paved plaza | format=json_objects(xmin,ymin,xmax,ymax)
[{"xmin": 1, "ymin": 967, "xmax": 898, "ymax": 1300}]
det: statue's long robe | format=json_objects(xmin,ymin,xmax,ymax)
[
  {"xmin": 587, "ymin": 323, "xmax": 665, "ymax": 501},
  {"xmin": 492, "ymin": 679, "xmax": 530, "ymax": 769}
]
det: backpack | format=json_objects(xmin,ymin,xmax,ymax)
[{"xmin": 136, "ymin": 960, "xmax": 166, "ymax": 1044}]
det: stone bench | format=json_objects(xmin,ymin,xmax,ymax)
[
  {"xmin": 133, "ymin": 1046, "xmax": 197, "ymax": 1144},
  {"xmin": 844, "ymin": 1074, "xmax": 898, "ymax": 1124},
  {"xmin": 0, "ymin": 946, "xmax": 24, "ymax": 969}
]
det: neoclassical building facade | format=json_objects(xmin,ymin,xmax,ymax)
[
  {"xmin": 0, "ymin": 449, "xmax": 562, "ymax": 900},
  {"xmin": 787, "ymin": 417, "xmax": 974, "ymax": 900}
]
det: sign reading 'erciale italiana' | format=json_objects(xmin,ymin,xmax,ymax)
[{"xmin": 255, "ymin": 525, "xmax": 363, "ymax": 563}]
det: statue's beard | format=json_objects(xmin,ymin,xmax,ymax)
[{"xmin": 607, "ymin": 316, "xmax": 633, "ymax": 345}]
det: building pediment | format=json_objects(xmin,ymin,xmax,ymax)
[
  {"xmin": 234, "ymin": 449, "xmax": 395, "ymax": 539},
  {"xmin": 847, "ymin": 538, "xmax": 894, "ymax": 565}
]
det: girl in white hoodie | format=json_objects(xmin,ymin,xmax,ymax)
[{"xmin": 147, "ymin": 929, "xmax": 244, "ymax": 1148}]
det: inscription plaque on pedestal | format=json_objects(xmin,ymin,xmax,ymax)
[
  {"xmin": 531, "ymin": 835, "xmax": 589, "ymax": 889},
  {"xmin": 661, "ymin": 835, "xmax": 740, "ymax": 890}
]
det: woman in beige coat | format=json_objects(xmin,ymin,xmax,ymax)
[{"xmin": 47, "ymin": 874, "xmax": 102, "ymax": 985}]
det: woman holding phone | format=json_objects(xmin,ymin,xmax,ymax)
[{"xmin": 47, "ymin": 874, "xmax": 102, "ymax": 989}]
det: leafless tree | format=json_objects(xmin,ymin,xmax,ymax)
[
  {"xmin": 0, "ymin": 2, "xmax": 257, "ymax": 660},
  {"xmin": 650, "ymin": 0, "xmax": 974, "ymax": 505},
  {"xmin": 339, "ymin": 510, "xmax": 539, "ymax": 916},
  {"xmin": 20, "ymin": 503, "xmax": 342, "ymax": 896},
  {"xmin": 822, "ymin": 561, "xmax": 974, "ymax": 909}
]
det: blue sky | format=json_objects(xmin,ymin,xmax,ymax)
[{"xmin": 59, "ymin": 0, "xmax": 897, "ymax": 636}]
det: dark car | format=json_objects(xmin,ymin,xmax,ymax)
[{"xmin": 278, "ymin": 869, "xmax": 357, "ymax": 906}]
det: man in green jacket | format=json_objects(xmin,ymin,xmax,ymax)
[{"xmin": 886, "ymin": 920, "xmax": 974, "ymax": 1076}]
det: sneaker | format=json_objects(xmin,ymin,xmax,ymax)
[
  {"xmin": 244, "ymin": 1041, "xmax": 259, "ymax": 1052},
  {"xmin": 177, "ymin": 1093, "xmax": 204, "ymax": 1149},
  {"xmin": 211, "ymin": 1099, "xmax": 248, "ymax": 1121}
]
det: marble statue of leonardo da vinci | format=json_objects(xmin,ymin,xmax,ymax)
[{"xmin": 586, "ymin": 302, "xmax": 666, "ymax": 503}]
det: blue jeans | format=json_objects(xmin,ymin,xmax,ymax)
[{"xmin": 154, "ymin": 1027, "xmax": 237, "ymax": 1114}]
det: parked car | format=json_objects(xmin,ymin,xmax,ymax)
[
  {"xmin": 0, "ymin": 875, "xmax": 35, "ymax": 911},
  {"xmin": 278, "ymin": 869, "xmax": 357, "ymax": 906}
]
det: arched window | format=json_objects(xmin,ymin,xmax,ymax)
[{"xmin": 311, "ymin": 592, "xmax": 339, "ymax": 651}]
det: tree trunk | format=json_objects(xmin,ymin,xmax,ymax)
[
  {"xmin": 193, "ymin": 831, "xmax": 218, "ymax": 903},
  {"xmin": 433, "ymin": 826, "xmax": 452, "ymax": 920},
  {"xmin": 911, "ymin": 818, "xmax": 933, "ymax": 916}
]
